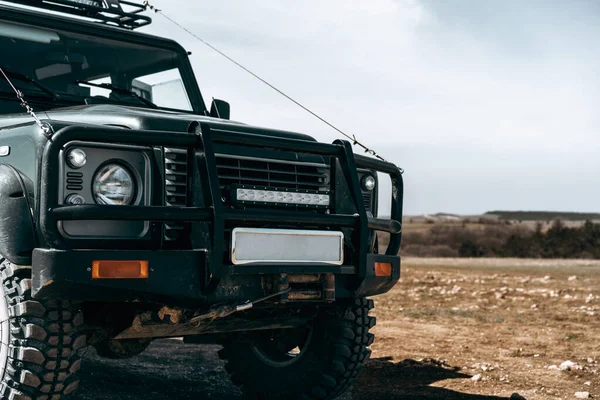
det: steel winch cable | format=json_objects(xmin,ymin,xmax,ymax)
[
  {"xmin": 143, "ymin": 1, "xmax": 389, "ymax": 163},
  {"xmin": 0, "ymin": 67, "xmax": 53, "ymax": 138}
]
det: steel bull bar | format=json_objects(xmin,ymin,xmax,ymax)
[{"xmin": 37, "ymin": 122, "xmax": 403, "ymax": 295}]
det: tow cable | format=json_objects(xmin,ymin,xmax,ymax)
[
  {"xmin": 142, "ymin": 1, "xmax": 394, "ymax": 165},
  {"xmin": 190, "ymin": 288, "xmax": 291, "ymax": 326},
  {"xmin": 0, "ymin": 67, "xmax": 53, "ymax": 139}
]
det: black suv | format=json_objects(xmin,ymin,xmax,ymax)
[{"xmin": 0, "ymin": 1, "xmax": 403, "ymax": 399}]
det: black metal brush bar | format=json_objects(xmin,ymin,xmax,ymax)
[{"xmin": 40, "ymin": 122, "xmax": 403, "ymax": 290}]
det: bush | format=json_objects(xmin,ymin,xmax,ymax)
[
  {"xmin": 401, "ymin": 244, "xmax": 458, "ymax": 257},
  {"xmin": 458, "ymin": 240, "xmax": 486, "ymax": 257},
  {"xmin": 399, "ymin": 219, "xmax": 600, "ymax": 259}
]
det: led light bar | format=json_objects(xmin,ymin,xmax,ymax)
[{"xmin": 236, "ymin": 188, "xmax": 330, "ymax": 207}]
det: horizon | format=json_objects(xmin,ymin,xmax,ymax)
[{"xmin": 410, "ymin": 210, "xmax": 600, "ymax": 215}]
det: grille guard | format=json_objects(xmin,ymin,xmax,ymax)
[{"xmin": 39, "ymin": 123, "xmax": 403, "ymax": 289}]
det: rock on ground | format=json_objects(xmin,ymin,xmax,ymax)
[{"xmin": 575, "ymin": 392, "xmax": 590, "ymax": 399}]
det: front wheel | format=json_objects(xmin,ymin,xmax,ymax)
[
  {"xmin": 0, "ymin": 258, "xmax": 86, "ymax": 400},
  {"xmin": 218, "ymin": 297, "xmax": 375, "ymax": 400}
]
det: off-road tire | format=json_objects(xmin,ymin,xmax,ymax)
[
  {"xmin": 0, "ymin": 258, "xmax": 86, "ymax": 400},
  {"xmin": 219, "ymin": 297, "xmax": 375, "ymax": 400}
]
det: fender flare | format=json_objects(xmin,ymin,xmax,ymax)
[{"xmin": 0, "ymin": 164, "xmax": 37, "ymax": 265}]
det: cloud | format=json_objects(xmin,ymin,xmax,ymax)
[{"xmin": 143, "ymin": 0, "xmax": 599, "ymax": 214}]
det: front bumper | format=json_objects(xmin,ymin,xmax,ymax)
[
  {"xmin": 35, "ymin": 123, "xmax": 403, "ymax": 303},
  {"xmin": 32, "ymin": 249, "xmax": 400, "ymax": 303}
]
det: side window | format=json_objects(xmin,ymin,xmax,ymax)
[{"xmin": 132, "ymin": 69, "xmax": 192, "ymax": 111}]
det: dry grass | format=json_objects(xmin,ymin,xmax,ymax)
[{"xmin": 401, "ymin": 221, "xmax": 488, "ymax": 234}]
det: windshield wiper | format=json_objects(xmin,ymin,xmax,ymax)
[
  {"xmin": 77, "ymin": 80, "xmax": 158, "ymax": 109},
  {"xmin": 1, "ymin": 69, "xmax": 58, "ymax": 100}
]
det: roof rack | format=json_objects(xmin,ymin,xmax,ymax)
[{"xmin": 2, "ymin": 0, "xmax": 152, "ymax": 30}]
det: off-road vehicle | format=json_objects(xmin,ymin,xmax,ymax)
[{"xmin": 0, "ymin": 1, "xmax": 403, "ymax": 399}]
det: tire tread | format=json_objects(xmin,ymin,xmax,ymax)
[
  {"xmin": 220, "ymin": 296, "xmax": 376, "ymax": 400},
  {"xmin": 0, "ymin": 258, "xmax": 84, "ymax": 400}
]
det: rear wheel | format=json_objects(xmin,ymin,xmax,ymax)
[
  {"xmin": 0, "ymin": 258, "xmax": 86, "ymax": 400},
  {"xmin": 219, "ymin": 297, "xmax": 375, "ymax": 400}
]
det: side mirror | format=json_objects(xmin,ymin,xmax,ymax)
[{"xmin": 210, "ymin": 99, "xmax": 230, "ymax": 120}]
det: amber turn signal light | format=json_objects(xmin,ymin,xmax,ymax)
[
  {"xmin": 92, "ymin": 260, "xmax": 149, "ymax": 279},
  {"xmin": 374, "ymin": 262, "xmax": 392, "ymax": 277}
]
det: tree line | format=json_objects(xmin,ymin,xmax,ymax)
[{"xmin": 400, "ymin": 220, "xmax": 600, "ymax": 259}]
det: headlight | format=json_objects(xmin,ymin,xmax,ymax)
[
  {"xmin": 66, "ymin": 148, "xmax": 87, "ymax": 169},
  {"xmin": 361, "ymin": 175, "xmax": 376, "ymax": 191},
  {"xmin": 92, "ymin": 163, "xmax": 135, "ymax": 205}
]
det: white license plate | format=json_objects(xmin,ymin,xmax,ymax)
[{"xmin": 231, "ymin": 228, "xmax": 344, "ymax": 265}]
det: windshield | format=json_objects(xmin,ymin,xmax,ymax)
[{"xmin": 0, "ymin": 19, "xmax": 196, "ymax": 114}]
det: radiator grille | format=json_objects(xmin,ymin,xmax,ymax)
[
  {"xmin": 164, "ymin": 148, "xmax": 187, "ymax": 241},
  {"xmin": 362, "ymin": 192, "xmax": 374, "ymax": 211},
  {"xmin": 161, "ymin": 148, "xmax": 374, "ymax": 236},
  {"xmin": 358, "ymin": 170, "xmax": 375, "ymax": 213},
  {"xmin": 215, "ymin": 154, "xmax": 329, "ymax": 192}
]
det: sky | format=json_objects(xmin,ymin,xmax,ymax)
[{"xmin": 138, "ymin": 0, "xmax": 600, "ymax": 215}]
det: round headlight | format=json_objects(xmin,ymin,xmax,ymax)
[
  {"xmin": 362, "ymin": 175, "xmax": 376, "ymax": 191},
  {"xmin": 67, "ymin": 148, "xmax": 87, "ymax": 169},
  {"xmin": 92, "ymin": 164, "xmax": 135, "ymax": 205}
]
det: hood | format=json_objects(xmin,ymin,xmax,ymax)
[{"xmin": 0, "ymin": 104, "xmax": 317, "ymax": 142}]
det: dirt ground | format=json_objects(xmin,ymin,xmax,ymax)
[
  {"xmin": 75, "ymin": 257, "xmax": 600, "ymax": 400},
  {"xmin": 363, "ymin": 257, "xmax": 600, "ymax": 400}
]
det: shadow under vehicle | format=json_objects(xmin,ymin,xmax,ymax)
[{"xmin": 0, "ymin": 1, "xmax": 403, "ymax": 399}]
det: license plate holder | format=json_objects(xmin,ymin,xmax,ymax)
[{"xmin": 231, "ymin": 228, "xmax": 344, "ymax": 265}]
